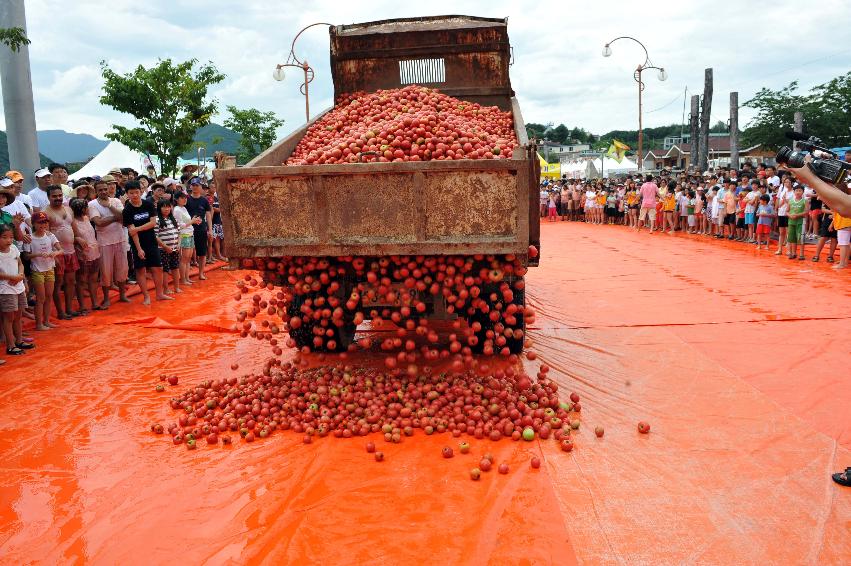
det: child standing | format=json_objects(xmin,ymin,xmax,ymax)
[
  {"xmin": 155, "ymin": 198, "xmax": 182, "ymax": 294},
  {"xmin": 28, "ymin": 211, "xmax": 62, "ymax": 330},
  {"xmin": 663, "ymin": 188, "xmax": 676, "ymax": 234},
  {"xmin": 786, "ymin": 185, "xmax": 809, "ymax": 260},
  {"xmin": 70, "ymin": 198, "xmax": 101, "ymax": 313},
  {"xmin": 755, "ymin": 194, "xmax": 775, "ymax": 250},
  {"xmin": 547, "ymin": 192, "xmax": 558, "ymax": 222},
  {"xmin": 173, "ymin": 192, "xmax": 199, "ymax": 286},
  {"xmin": 0, "ymin": 224, "xmax": 34, "ymax": 355},
  {"xmin": 686, "ymin": 190, "xmax": 696, "ymax": 234},
  {"xmin": 832, "ymin": 210, "xmax": 851, "ymax": 269}
]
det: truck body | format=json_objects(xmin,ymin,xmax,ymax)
[
  {"xmin": 216, "ymin": 15, "xmax": 540, "ymax": 263},
  {"xmin": 214, "ymin": 15, "xmax": 540, "ymax": 353}
]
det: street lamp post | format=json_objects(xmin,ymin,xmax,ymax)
[
  {"xmin": 603, "ymin": 37, "xmax": 667, "ymax": 171},
  {"xmin": 273, "ymin": 22, "xmax": 333, "ymax": 123}
]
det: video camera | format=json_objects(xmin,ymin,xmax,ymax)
[{"xmin": 776, "ymin": 132, "xmax": 850, "ymax": 187}]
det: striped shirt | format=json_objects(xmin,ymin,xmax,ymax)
[{"xmin": 155, "ymin": 216, "xmax": 180, "ymax": 248}]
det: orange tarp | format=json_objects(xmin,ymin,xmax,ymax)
[{"xmin": 1, "ymin": 222, "xmax": 849, "ymax": 564}]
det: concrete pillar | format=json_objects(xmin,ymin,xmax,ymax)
[{"xmin": 0, "ymin": 0, "xmax": 40, "ymax": 191}]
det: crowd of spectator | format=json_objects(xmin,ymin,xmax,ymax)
[
  {"xmin": 540, "ymin": 154, "xmax": 851, "ymax": 269},
  {"xmin": 0, "ymin": 164, "xmax": 227, "ymax": 364}
]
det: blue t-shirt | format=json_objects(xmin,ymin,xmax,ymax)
[{"xmin": 757, "ymin": 204, "xmax": 774, "ymax": 225}]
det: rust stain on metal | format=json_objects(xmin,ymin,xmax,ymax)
[
  {"xmin": 330, "ymin": 16, "xmax": 512, "ymax": 107},
  {"xmin": 425, "ymin": 171, "xmax": 516, "ymax": 239},
  {"xmin": 228, "ymin": 177, "xmax": 316, "ymax": 242},
  {"xmin": 326, "ymin": 173, "xmax": 417, "ymax": 243}
]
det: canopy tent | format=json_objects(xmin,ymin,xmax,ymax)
[
  {"xmin": 537, "ymin": 153, "xmax": 561, "ymax": 179},
  {"xmin": 558, "ymin": 156, "xmax": 638, "ymax": 180},
  {"xmin": 69, "ymin": 141, "xmax": 151, "ymax": 180}
]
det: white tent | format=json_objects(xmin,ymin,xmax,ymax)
[
  {"xmin": 69, "ymin": 141, "xmax": 150, "ymax": 180},
  {"xmin": 601, "ymin": 156, "xmax": 639, "ymax": 176}
]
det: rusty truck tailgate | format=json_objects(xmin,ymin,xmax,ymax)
[{"xmin": 217, "ymin": 158, "xmax": 531, "ymax": 258}]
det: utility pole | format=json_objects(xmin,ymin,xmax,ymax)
[
  {"xmin": 689, "ymin": 94, "xmax": 700, "ymax": 171},
  {"xmin": 697, "ymin": 68, "xmax": 713, "ymax": 172},
  {"xmin": 729, "ymin": 92, "xmax": 739, "ymax": 171},
  {"xmin": 0, "ymin": 0, "xmax": 40, "ymax": 191},
  {"xmin": 793, "ymin": 111, "xmax": 803, "ymax": 151}
]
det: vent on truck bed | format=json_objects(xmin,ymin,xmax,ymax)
[{"xmin": 399, "ymin": 58, "xmax": 446, "ymax": 85}]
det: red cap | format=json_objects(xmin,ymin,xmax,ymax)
[{"xmin": 32, "ymin": 211, "xmax": 49, "ymax": 224}]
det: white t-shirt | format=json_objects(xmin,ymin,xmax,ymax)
[
  {"xmin": 174, "ymin": 205, "xmax": 194, "ymax": 236},
  {"xmin": 767, "ymin": 175, "xmax": 780, "ymax": 188},
  {"xmin": 29, "ymin": 232, "xmax": 59, "ymax": 272},
  {"xmin": 585, "ymin": 190, "xmax": 596, "ymax": 207},
  {"xmin": 28, "ymin": 186, "xmax": 49, "ymax": 210},
  {"xmin": 2, "ymin": 200, "xmax": 31, "ymax": 248},
  {"xmin": 16, "ymin": 192, "xmax": 33, "ymax": 211},
  {"xmin": 775, "ymin": 187, "xmax": 790, "ymax": 216},
  {"xmin": 2, "ymin": 199, "xmax": 30, "ymax": 222},
  {"xmin": 744, "ymin": 190, "xmax": 758, "ymax": 214},
  {"xmin": 88, "ymin": 198, "xmax": 125, "ymax": 246},
  {"xmin": 0, "ymin": 245, "xmax": 25, "ymax": 294}
]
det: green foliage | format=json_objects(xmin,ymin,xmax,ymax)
[
  {"xmin": 99, "ymin": 58, "xmax": 226, "ymax": 175},
  {"xmin": 223, "ymin": 106, "xmax": 284, "ymax": 164},
  {"xmin": 550, "ymin": 124, "xmax": 569, "ymax": 144},
  {"xmin": 742, "ymin": 72, "xmax": 851, "ymax": 150},
  {"xmin": 710, "ymin": 120, "xmax": 728, "ymax": 133},
  {"xmin": 0, "ymin": 27, "xmax": 30, "ymax": 52},
  {"xmin": 526, "ymin": 122, "xmax": 547, "ymax": 141},
  {"xmin": 181, "ymin": 124, "xmax": 241, "ymax": 159}
]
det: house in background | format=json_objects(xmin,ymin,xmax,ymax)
[
  {"xmin": 643, "ymin": 133, "xmax": 772, "ymax": 171},
  {"xmin": 538, "ymin": 140, "xmax": 592, "ymax": 161}
]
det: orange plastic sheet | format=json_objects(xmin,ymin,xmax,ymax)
[{"xmin": 1, "ymin": 222, "xmax": 850, "ymax": 564}]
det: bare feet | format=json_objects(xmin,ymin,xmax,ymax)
[
  {"xmin": 182, "ymin": 279, "xmax": 193, "ymax": 286},
  {"xmin": 45, "ymin": 321, "xmax": 58, "ymax": 328},
  {"xmin": 35, "ymin": 324, "xmax": 51, "ymax": 331},
  {"xmin": 198, "ymin": 274, "xmax": 208, "ymax": 280},
  {"xmin": 175, "ymin": 287, "xmax": 183, "ymax": 293},
  {"xmin": 119, "ymin": 296, "xmax": 131, "ymax": 303},
  {"xmin": 142, "ymin": 296, "xmax": 151, "ymax": 305},
  {"xmin": 156, "ymin": 294, "xmax": 174, "ymax": 301}
]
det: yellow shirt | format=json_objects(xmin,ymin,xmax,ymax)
[
  {"xmin": 663, "ymin": 195, "xmax": 676, "ymax": 211},
  {"xmin": 833, "ymin": 212, "xmax": 851, "ymax": 230}
]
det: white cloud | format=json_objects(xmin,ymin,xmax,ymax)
[{"xmin": 2, "ymin": 0, "xmax": 849, "ymax": 145}]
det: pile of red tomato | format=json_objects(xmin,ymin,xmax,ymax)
[
  {"xmin": 158, "ymin": 359, "xmax": 585, "ymax": 451},
  {"xmin": 286, "ymin": 85, "xmax": 518, "ymax": 165}
]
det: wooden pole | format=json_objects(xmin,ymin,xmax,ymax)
[
  {"xmin": 697, "ymin": 68, "xmax": 713, "ymax": 172},
  {"xmin": 729, "ymin": 92, "xmax": 739, "ymax": 171},
  {"xmin": 793, "ymin": 111, "xmax": 803, "ymax": 151},
  {"xmin": 689, "ymin": 95, "xmax": 700, "ymax": 171}
]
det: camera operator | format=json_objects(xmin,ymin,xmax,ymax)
[{"xmin": 784, "ymin": 153, "xmax": 851, "ymax": 217}]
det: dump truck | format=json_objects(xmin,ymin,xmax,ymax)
[{"xmin": 215, "ymin": 15, "xmax": 540, "ymax": 353}]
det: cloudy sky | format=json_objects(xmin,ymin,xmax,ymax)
[{"xmin": 2, "ymin": 0, "xmax": 850, "ymax": 143}]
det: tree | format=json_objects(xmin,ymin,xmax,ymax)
[
  {"xmin": 710, "ymin": 120, "xmax": 728, "ymax": 133},
  {"xmin": 0, "ymin": 27, "xmax": 30, "ymax": 52},
  {"xmin": 742, "ymin": 72, "xmax": 851, "ymax": 150},
  {"xmin": 223, "ymin": 106, "xmax": 285, "ymax": 164},
  {"xmin": 526, "ymin": 122, "xmax": 547, "ymax": 141},
  {"xmin": 99, "ymin": 58, "xmax": 226, "ymax": 175},
  {"xmin": 550, "ymin": 124, "xmax": 569, "ymax": 144}
]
